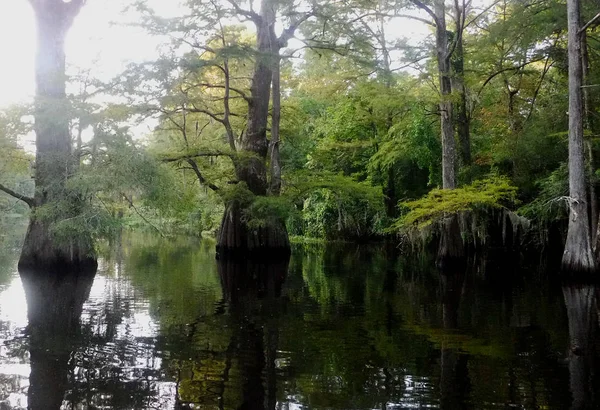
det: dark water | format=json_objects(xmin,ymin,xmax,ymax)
[{"xmin": 0, "ymin": 234, "xmax": 598, "ymax": 409}]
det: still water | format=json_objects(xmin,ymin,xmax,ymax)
[{"xmin": 0, "ymin": 234, "xmax": 597, "ymax": 409}]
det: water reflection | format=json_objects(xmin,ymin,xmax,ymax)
[
  {"xmin": 439, "ymin": 267, "xmax": 470, "ymax": 410},
  {"xmin": 20, "ymin": 267, "xmax": 96, "ymax": 410},
  {"xmin": 562, "ymin": 284, "xmax": 599, "ymax": 410},
  {"xmin": 218, "ymin": 259, "xmax": 288, "ymax": 410},
  {"xmin": 0, "ymin": 237, "xmax": 598, "ymax": 409}
]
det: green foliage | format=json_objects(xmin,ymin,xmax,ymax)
[
  {"xmin": 369, "ymin": 111, "xmax": 441, "ymax": 187},
  {"xmin": 285, "ymin": 171, "xmax": 386, "ymax": 240},
  {"xmin": 519, "ymin": 163, "xmax": 569, "ymax": 223},
  {"xmin": 393, "ymin": 176, "xmax": 520, "ymax": 230}
]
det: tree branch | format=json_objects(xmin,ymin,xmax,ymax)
[
  {"xmin": 0, "ymin": 183, "xmax": 34, "ymax": 208},
  {"xmin": 278, "ymin": 12, "xmax": 315, "ymax": 47},
  {"xmin": 120, "ymin": 193, "xmax": 164, "ymax": 237},
  {"xmin": 409, "ymin": 0, "xmax": 439, "ymax": 26},
  {"xmin": 161, "ymin": 151, "xmax": 234, "ymax": 162},
  {"xmin": 186, "ymin": 159, "xmax": 220, "ymax": 192},
  {"xmin": 225, "ymin": 0, "xmax": 261, "ymax": 24},
  {"xmin": 579, "ymin": 12, "xmax": 600, "ymax": 35},
  {"xmin": 477, "ymin": 57, "xmax": 545, "ymax": 97}
]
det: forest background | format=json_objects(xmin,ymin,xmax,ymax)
[{"xmin": 0, "ymin": 0, "xmax": 597, "ymax": 266}]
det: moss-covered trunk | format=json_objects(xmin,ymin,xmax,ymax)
[
  {"xmin": 20, "ymin": 0, "xmax": 95, "ymax": 270},
  {"xmin": 217, "ymin": 0, "xmax": 290, "ymax": 258}
]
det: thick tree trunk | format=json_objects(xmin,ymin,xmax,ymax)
[
  {"xmin": 581, "ymin": 33, "xmax": 599, "ymax": 246},
  {"xmin": 20, "ymin": 0, "xmax": 95, "ymax": 270},
  {"xmin": 217, "ymin": 201, "xmax": 290, "ymax": 258},
  {"xmin": 562, "ymin": 0, "xmax": 596, "ymax": 273},
  {"xmin": 436, "ymin": 0, "xmax": 457, "ymax": 190},
  {"xmin": 437, "ymin": 215, "xmax": 465, "ymax": 268},
  {"xmin": 217, "ymin": 0, "xmax": 290, "ymax": 257}
]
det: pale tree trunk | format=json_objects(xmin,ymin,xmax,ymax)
[
  {"xmin": 581, "ymin": 32, "xmax": 599, "ymax": 247},
  {"xmin": 20, "ymin": 0, "xmax": 95, "ymax": 270},
  {"xmin": 434, "ymin": 0, "xmax": 464, "ymax": 265},
  {"xmin": 269, "ymin": 48, "xmax": 282, "ymax": 195},
  {"xmin": 436, "ymin": 0, "xmax": 457, "ymax": 190},
  {"xmin": 562, "ymin": 0, "xmax": 596, "ymax": 273},
  {"xmin": 451, "ymin": 1, "xmax": 471, "ymax": 172},
  {"xmin": 217, "ymin": 0, "xmax": 290, "ymax": 258}
]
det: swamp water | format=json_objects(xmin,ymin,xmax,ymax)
[{"xmin": 0, "ymin": 234, "xmax": 597, "ymax": 409}]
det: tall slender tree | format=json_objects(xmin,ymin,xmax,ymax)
[{"xmin": 562, "ymin": 0, "xmax": 596, "ymax": 273}]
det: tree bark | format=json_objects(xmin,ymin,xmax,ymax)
[
  {"xmin": 217, "ymin": 0, "xmax": 290, "ymax": 258},
  {"xmin": 436, "ymin": 0, "xmax": 457, "ymax": 190},
  {"xmin": 451, "ymin": 3, "xmax": 471, "ymax": 171},
  {"xmin": 581, "ymin": 32, "xmax": 599, "ymax": 247},
  {"xmin": 562, "ymin": 0, "xmax": 596, "ymax": 273},
  {"xmin": 19, "ymin": 0, "xmax": 95, "ymax": 270},
  {"xmin": 268, "ymin": 45, "xmax": 282, "ymax": 195}
]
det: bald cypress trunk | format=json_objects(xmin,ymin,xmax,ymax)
[
  {"xmin": 217, "ymin": 0, "xmax": 290, "ymax": 258},
  {"xmin": 434, "ymin": 0, "xmax": 464, "ymax": 264},
  {"xmin": 562, "ymin": 0, "xmax": 596, "ymax": 273},
  {"xmin": 436, "ymin": 0, "xmax": 456, "ymax": 190},
  {"xmin": 19, "ymin": 0, "xmax": 95, "ymax": 270}
]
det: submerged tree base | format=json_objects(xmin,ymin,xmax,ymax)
[
  {"xmin": 436, "ymin": 215, "xmax": 465, "ymax": 269},
  {"xmin": 18, "ymin": 220, "xmax": 97, "ymax": 271},
  {"xmin": 216, "ymin": 202, "xmax": 291, "ymax": 260}
]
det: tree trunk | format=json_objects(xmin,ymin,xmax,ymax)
[
  {"xmin": 217, "ymin": 0, "xmax": 290, "ymax": 258},
  {"xmin": 19, "ymin": 0, "xmax": 95, "ymax": 270},
  {"xmin": 269, "ymin": 34, "xmax": 282, "ymax": 195},
  {"xmin": 581, "ymin": 32, "xmax": 599, "ymax": 247},
  {"xmin": 269, "ymin": 51, "xmax": 281, "ymax": 195},
  {"xmin": 451, "ymin": 9, "xmax": 471, "ymax": 171},
  {"xmin": 436, "ymin": 0, "xmax": 457, "ymax": 190},
  {"xmin": 437, "ymin": 215, "xmax": 465, "ymax": 268},
  {"xmin": 562, "ymin": 0, "xmax": 596, "ymax": 273}
]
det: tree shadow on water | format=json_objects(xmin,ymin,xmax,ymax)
[
  {"xmin": 19, "ymin": 266, "xmax": 96, "ymax": 410},
  {"xmin": 217, "ymin": 257, "xmax": 289, "ymax": 410}
]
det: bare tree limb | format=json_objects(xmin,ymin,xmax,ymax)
[
  {"xmin": 225, "ymin": 0, "xmax": 261, "ymax": 23},
  {"xmin": 278, "ymin": 12, "xmax": 315, "ymax": 47},
  {"xmin": 186, "ymin": 159, "xmax": 220, "ymax": 192},
  {"xmin": 121, "ymin": 193, "xmax": 164, "ymax": 237},
  {"xmin": 409, "ymin": 0, "xmax": 439, "ymax": 26},
  {"xmin": 579, "ymin": 11, "xmax": 600, "ymax": 34},
  {"xmin": 161, "ymin": 151, "xmax": 234, "ymax": 162},
  {"xmin": 477, "ymin": 57, "xmax": 546, "ymax": 97},
  {"xmin": 0, "ymin": 184, "xmax": 34, "ymax": 208}
]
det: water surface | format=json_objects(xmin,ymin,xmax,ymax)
[{"xmin": 0, "ymin": 234, "xmax": 597, "ymax": 409}]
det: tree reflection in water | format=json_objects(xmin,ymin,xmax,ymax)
[
  {"xmin": 562, "ymin": 284, "xmax": 599, "ymax": 410},
  {"xmin": 20, "ymin": 266, "xmax": 96, "ymax": 410},
  {"xmin": 1, "ymin": 237, "xmax": 600, "ymax": 409},
  {"xmin": 439, "ymin": 266, "xmax": 471, "ymax": 410},
  {"xmin": 219, "ymin": 258, "xmax": 288, "ymax": 410}
]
